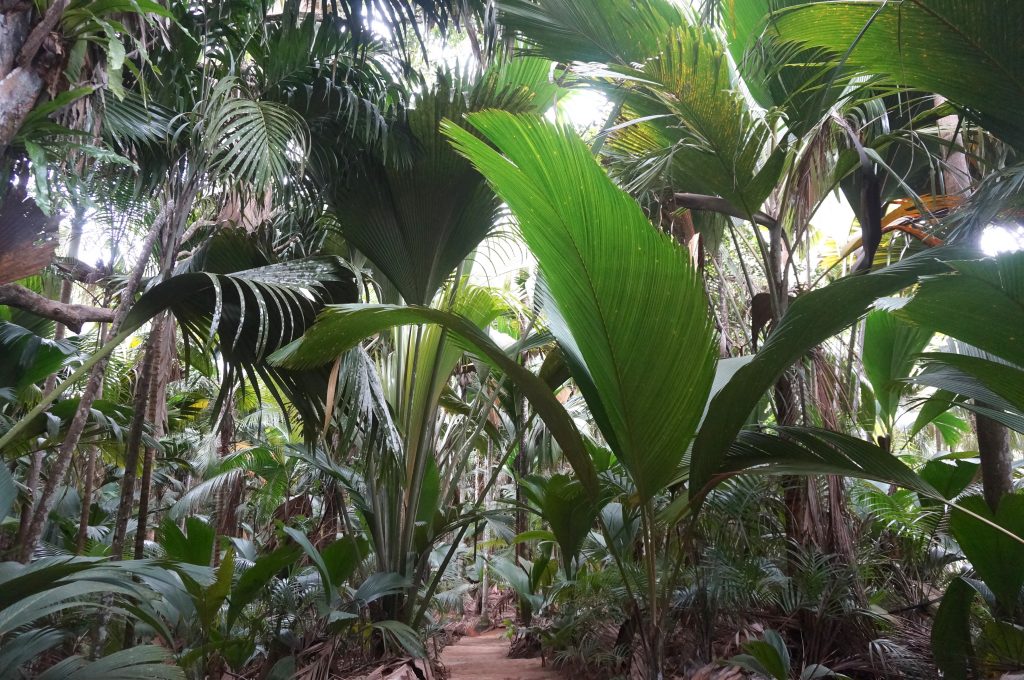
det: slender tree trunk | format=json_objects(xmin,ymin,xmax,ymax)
[
  {"xmin": 133, "ymin": 313, "xmax": 173, "ymax": 558},
  {"xmin": 14, "ymin": 451, "xmax": 43, "ymax": 550},
  {"xmin": 43, "ymin": 202, "xmax": 85, "ymax": 386},
  {"xmin": 74, "ymin": 444, "xmax": 100, "ymax": 552},
  {"xmin": 76, "ymin": 324, "xmax": 110, "ymax": 552},
  {"xmin": 109, "ymin": 332, "xmax": 159, "ymax": 558},
  {"xmin": 112, "ymin": 177, "xmax": 192, "ymax": 559},
  {"xmin": 215, "ymin": 394, "xmax": 240, "ymax": 541},
  {"xmin": 17, "ymin": 200, "xmax": 172, "ymax": 561},
  {"xmin": 976, "ymin": 413, "xmax": 1013, "ymax": 512},
  {"xmin": 513, "ymin": 391, "xmax": 533, "ymax": 624}
]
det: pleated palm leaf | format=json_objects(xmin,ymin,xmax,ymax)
[
  {"xmin": 444, "ymin": 111, "xmax": 717, "ymax": 674},
  {"xmin": 0, "ymin": 556, "xmax": 203, "ymax": 679},
  {"xmin": 132, "ymin": 255, "xmax": 360, "ymax": 436},
  {"xmin": 325, "ymin": 58, "xmax": 561, "ymax": 306},
  {"xmin": 245, "ymin": 0, "xmax": 410, "ymax": 178},
  {"xmin": 445, "ymin": 111, "xmax": 718, "ymax": 503},
  {"xmin": 498, "ymin": 0, "xmax": 683, "ymax": 65},
  {"xmin": 861, "ymin": 309, "xmax": 934, "ymax": 439},
  {"xmin": 0, "ymin": 252, "xmax": 360, "ymax": 452},
  {"xmin": 895, "ymin": 251, "xmax": 1024, "ymax": 430}
]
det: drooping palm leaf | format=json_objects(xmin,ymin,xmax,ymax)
[
  {"xmin": 128, "ymin": 256, "xmax": 360, "ymax": 432},
  {"xmin": 916, "ymin": 353, "xmax": 1024, "ymax": 414},
  {"xmin": 909, "ymin": 363, "xmax": 1024, "ymax": 434},
  {"xmin": 0, "ymin": 255, "xmax": 359, "ymax": 451},
  {"xmin": 34, "ymin": 645, "xmax": 184, "ymax": 680},
  {"xmin": 445, "ymin": 111, "xmax": 718, "ymax": 501},
  {"xmin": 896, "ymin": 251, "xmax": 1024, "ymax": 368},
  {"xmin": 0, "ymin": 321, "xmax": 77, "ymax": 392},
  {"xmin": 721, "ymin": 427, "xmax": 939, "ymax": 499}
]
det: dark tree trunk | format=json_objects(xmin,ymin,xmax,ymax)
[
  {"xmin": 109, "ymin": 332, "xmax": 159, "ymax": 559},
  {"xmin": 215, "ymin": 399, "xmax": 241, "ymax": 541},
  {"xmin": 932, "ymin": 101, "xmax": 1012, "ymax": 515},
  {"xmin": 976, "ymin": 412, "xmax": 1013, "ymax": 512}
]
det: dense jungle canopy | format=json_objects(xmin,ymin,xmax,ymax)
[{"xmin": 1, "ymin": 0, "xmax": 1023, "ymax": 678}]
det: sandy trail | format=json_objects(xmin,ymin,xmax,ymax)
[{"xmin": 440, "ymin": 629, "xmax": 559, "ymax": 680}]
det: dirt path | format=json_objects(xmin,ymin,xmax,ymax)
[{"xmin": 441, "ymin": 629, "xmax": 560, "ymax": 680}]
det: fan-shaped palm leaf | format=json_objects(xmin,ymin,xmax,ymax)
[
  {"xmin": 862, "ymin": 309, "xmax": 933, "ymax": 432},
  {"xmin": 498, "ymin": 0, "xmax": 683, "ymax": 64},
  {"xmin": 327, "ymin": 61, "xmax": 559, "ymax": 305}
]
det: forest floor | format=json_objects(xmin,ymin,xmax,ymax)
[{"xmin": 440, "ymin": 629, "xmax": 559, "ymax": 680}]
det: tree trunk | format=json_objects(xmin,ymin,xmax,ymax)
[
  {"xmin": 109, "ymin": 331, "xmax": 159, "ymax": 559},
  {"xmin": 0, "ymin": 65, "xmax": 43, "ymax": 150},
  {"xmin": 0, "ymin": 0, "xmax": 69, "ymax": 151},
  {"xmin": 514, "ymin": 391, "xmax": 532, "ymax": 625},
  {"xmin": 113, "ymin": 178, "xmax": 192, "ymax": 559},
  {"xmin": 976, "ymin": 412, "xmax": 1013, "ymax": 512},
  {"xmin": 74, "ymin": 443, "xmax": 100, "ymax": 552},
  {"xmin": 215, "ymin": 394, "xmax": 240, "ymax": 541},
  {"xmin": 17, "ymin": 200, "xmax": 171, "ymax": 561},
  {"xmin": 133, "ymin": 313, "xmax": 174, "ymax": 558}
]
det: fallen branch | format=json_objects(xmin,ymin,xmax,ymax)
[{"xmin": 0, "ymin": 282, "xmax": 114, "ymax": 331}]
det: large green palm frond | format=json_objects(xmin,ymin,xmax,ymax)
[
  {"xmin": 499, "ymin": 2, "xmax": 784, "ymax": 215},
  {"xmin": 608, "ymin": 22, "xmax": 785, "ymax": 210},
  {"xmin": 498, "ymin": 0, "xmax": 683, "ymax": 64},
  {"xmin": 721, "ymin": 0, "xmax": 849, "ymax": 137},
  {"xmin": 689, "ymin": 245, "xmax": 975, "ymax": 501},
  {"xmin": 765, "ymin": 0, "xmax": 1024, "ymax": 149},
  {"xmin": 326, "ymin": 59, "xmax": 558, "ymax": 305},
  {"xmin": 0, "ymin": 556, "xmax": 201, "ymax": 678},
  {"xmin": 892, "ymin": 251, "xmax": 1024, "ymax": 430},
  {"xmin": 861, "ymin": 309, "xmax": 933, "ymax": 433},
  {"xmin": 445, "ymin": 112, "xmax": 718, "ymax": 502}
]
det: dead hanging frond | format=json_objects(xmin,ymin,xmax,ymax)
[
  {"xmin": 777, "ymin": 116, "xmax": 840, "ymax": 251},
  {"xmin": 825, "ymin": 194, "xmax": 954, "ymax": 272}
]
